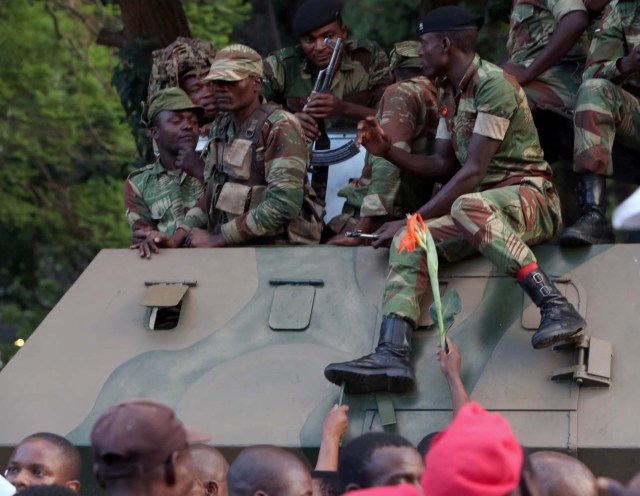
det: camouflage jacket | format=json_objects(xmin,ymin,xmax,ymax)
[
  {"xmin": 583, "ymin": 0, "xmax": 640, "ymax": 92},
  {"xmin": 436, "ymin": 55, "xmax": 552, "ymax": 190},
  {"xmin": 261, "ymin": 39, "xmax": 391, "ymax": 127},
  {"xmin": 202, "ymin": 105, "xmax": 319, "ymax": 245},
  {"xmin": 124, "ymin": 160, "xmax": 206, "ymax": 235},
  {"xmin": 507, "ymin": 0, "xmax": 589, "ymax": 65},
  {"xmin": 360, "ymin": 76, "xmax": 440, "ymax": 217}
]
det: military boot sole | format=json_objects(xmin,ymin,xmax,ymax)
[
  {"xmin": 324, "ymin": 364, "xmax": 415, "ymax": 394},
  {"xmin": 532, "ymin": 314, "xmax": 586, "ymax": 349},
  {"xmin": 558, "ymin": 227, "xmax": 615, "ymax": 246}
]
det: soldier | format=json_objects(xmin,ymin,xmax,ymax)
[
  {"xmin": 185, "ymin": 45, "xmax": 322, "ymax": 248},
  {"xmin": 324, "ymin": 6, "xmax": 586, "ymax": 394},
  {"xmin": 149, "ymin": 37, "xmax": 218, "ymax": 152},
  {"xmin": 327, "ymin": 41, "xmax": 440, "ymax": 244},
  {"xmin": 502, "ymin": 0, "xmax": 590, "ymax": 119},
  {"xmin": 125, "ymin": 88, "xmax": 208, "ymax": 259},
  {"xmin": 558, "ymin": 0, "xmax": 640, "ymax": 245},
  {"xmin": 261, "ymin": 0, "xmax": 390, "ymax": 141}
]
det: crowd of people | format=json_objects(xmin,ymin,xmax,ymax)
[
  {"xmin": 4, "ymin": 336, "xmax": 640, "ymax": 495},
  {"xmin": 11, "ymin": 0, "xmax": 640, "ymax": 493}
]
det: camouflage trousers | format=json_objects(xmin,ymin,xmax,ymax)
[
  {"xmin": 573, "ymin": 79, "xmax": 640, "ymax": 175},
  {"xmin": 522, "ymin": 63, "xmax": 583, "ymax": 118},
  {"xmin": 382, "ymin": 178, "xmax": 562, "ymax": 323}
]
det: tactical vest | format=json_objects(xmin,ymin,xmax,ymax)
[
  {"xmin": 277, "ymin": 43, "xmax": 378, "ymax": 115},
  {"xmin": 206, "ymin": 104, "xmax": 323, "ymax": 245}
]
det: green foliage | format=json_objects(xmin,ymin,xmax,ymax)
[
  {"xmin": 0, "ymin": 0, "xmax": 134, "ymax": 363},
  {"xmin": 184, "ymin": 0, "xmax": 252, "ymax": 48}
]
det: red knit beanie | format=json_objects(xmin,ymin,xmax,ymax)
[{"xmin": 421, "ymin": 402, "xmax": 523, "ymax": 495}]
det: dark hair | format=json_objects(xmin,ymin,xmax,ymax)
[
  {"xmin": 17, "ymin": 485, "xmax": 77, "ymax": 496},
  {"xmin": 338, "ymin": 432, "xmax": 414, "ymax": 491},
  {"xmin": 23, "ymin": 432, "xmax": 82, "ymax": 481}
]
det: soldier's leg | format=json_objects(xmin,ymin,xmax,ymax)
[
  {"xmin": 450, "ymin": 184, "xmax": 585, "ymax": 349},
  {"xmin": 561, "ymin": 79, "xmax": 640, "ymax": 245},
  {"xmin": 325, "ymin": 214, "xmax": 474, "ymax": 393},
  {"xmin": 522, "ymin": 64, "xmax": 582, "ymax": 118}
]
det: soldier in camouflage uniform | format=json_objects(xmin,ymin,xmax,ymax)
[
  {"xmin": 185, "ymin": 45, "xmax": 322, "ymax": 248},
  {"xmin": 559, "ymin": 0, "xmax": 640, "ymax": 245},
  {"xmin": 149, "ymin": 37, "xmax": 217, "ymax": 154},
  {"xmin": 327, "ymin": 41, "xmax": 440, "ymax": 245},
  {"xmin": 502, "ymin": 0, "xmax": 589, "ymax": 118},
  {"xmin": 125, "ymin": 88, "xmax": 208, "ymax": 259},
  {"xmin": 324, "ymin": 7, "xmax": 586, "ymax": 394},
  {"xmin": 261, "ymin": 0, "xmax": 390, "ymax": 141}
]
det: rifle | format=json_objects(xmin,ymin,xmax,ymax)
[{"xmin": 308, "ymin": 38, "xmax": 360, "ymax": 198}]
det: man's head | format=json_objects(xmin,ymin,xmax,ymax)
[
  {"xmin": 421, "ymin": 402, "xmax": 523, "ymax": 496},
  {"xmin": 5, "ymin": 433, "xmax": 81, "ymax": 492},
  {"xmin": 416, "ymin": 6, "xmax": 483, "ymax": 79},
  {"xmin": 292, "ymin": 0, "xmax": 347, "ymax": 70},
  {"xmin": 338, "ymin": 432, "xmax": 423, "ymax": 492},
  {"xmin": 227, "ymin": 445, "xmax": 312, "ymax": 496},
  {"xmin": 90, "ymin": 399, "xmax": 209, "ymax": 496},
  {"xmin": 388, "ymin": 41, "xmax": 424, "ymax": 83},
  {"xmin": 146, "ymin": 87, "xmax": 203, "ymax": 156},
  {"xmin": 205, "ymin": 45, "xmax": 263, "ymax": 115},
  {"xmin": 190, "ymin": 445, "xmax": 229, "ymax": 496},
  {"xmin": 149, "ymin": 37, "xmax": 218, "ymax": 120},
  {"xmin": 528, "ymin": 451, "xmax": 597, "ymax": 496}
]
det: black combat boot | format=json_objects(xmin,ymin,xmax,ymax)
[
  {"xmin": 559, "ymin": 173, "xmax": 615, "ymax": 245},
  {"xmin": 324, "ymin": 316, "xmax": 415, "ymax": 393},
  {"xmin": 519, "ymin": 267, "xmax": 586, "ymax": 349}
]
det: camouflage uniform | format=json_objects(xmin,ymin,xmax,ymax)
[
  {"xmin": 507, "ymin": 0, "xmax": 590, "ymax": 116},
  {"xmin": 125, "ymin": 160, "xmax": 207, "ymax": 235},
  {"xmin": 573, "ymin": 0, "xmax": 640, "ymax": 175},
  {"xmin": 202, "ymin": 106, "xmax": 321, "ymax": 245},
  {"xmin": 382, "ymin": 56, "xmax": 562, "ymax": 322},
  {"xmin": 261, "ymin": 40, "xmax": 391, "ymax": 127}
]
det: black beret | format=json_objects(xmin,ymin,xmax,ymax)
[
  {"xmin": 292, "ymin": 0, "xmax": 343, "ymax": 38},
  {"xmin": 417, "ymin": 6, "xmax": 484, "ymax": 35}
]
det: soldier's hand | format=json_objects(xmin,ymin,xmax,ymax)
[
  {"xmin": 437, "ymin": 336, "xmax": 462, "ymax": 381},
  {"xmin": 371, "ymin": 219, "xmax": 405, "ymax": 249},
  {"xmin": 295, "ymin": 112, "xmax": 322, "ymax": 141},
  {"xmin": 501, "ymin": 62, "xmax": 531, "ymax": 86},
  {"xmin": 185, "ymin": 228, "xmax": 227, "ymax": 248},
  {"xmin": 131, "ymin": 230, "xmax": 170, "ymax": 259},
  {"xmin": 357, "ymin": 116, "xmax": 392, "ymax": 158},
  {"xmin": 304, "ymin": 92, "xmax": 343, "ymax": 119},
  {"xmin": 132, "ymin": 227, "xmax": 153, "ymax": 244},
  {"xmin": 176, "ymin": 147, "xmax": 205, "ymax": 181},
  {"xmin": 322, "ymin": 404, "xmax": 350, "ymax": 443},
  {"xmin": 619, "ymin": 45, "xmax": 640, "ymax": 76}
]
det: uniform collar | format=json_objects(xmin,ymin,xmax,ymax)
[{"xmin": 442, "ymin": 53, "xmax": 480, "ymax": 97}]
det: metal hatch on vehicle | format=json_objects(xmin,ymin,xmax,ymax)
[{"xmin": 139, "ymin": 281, "xmax": 196, "ymax": 331}]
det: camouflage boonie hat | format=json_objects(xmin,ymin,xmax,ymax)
[
  {"xmin": 148, "ymin": 37, "xmax": 217, "ymax": 98},
  {"xmin": 205, "ymin": 44, "xmax": 263, "ymax": 82},
  {"xmin": 389, "ymin": 41, "xmax": 422, "ymax": 71},
  {"xmin": 143, "ymin": 87, "xmax": 204, "ymax": 126}
]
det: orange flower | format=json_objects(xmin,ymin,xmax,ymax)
[{"xmin": 397, "ymin": 213, "xmax": 426, "ymax": 253}]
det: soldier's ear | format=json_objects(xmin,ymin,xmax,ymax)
[{"xmin": 149, "ymin": 126, "xmax": 160, "ymax": 140}]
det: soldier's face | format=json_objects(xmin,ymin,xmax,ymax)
[
  {"xmin": 420, "ymin": 33, "xmax": 448, "ymax": 79},
  {"xmin": 182, "ymin": 75, "xmax": 217, "ymax": 120},
  {"xmin": 211, "ymin": 76, "xmax": 261, "ymax": 113},
  {"xmin": 299, "ymin": 21, "xmax": 348, "ymax": 69},
  {"xmin": 152, "ymin": 110, "xmax": 200, "ymax": 155}
]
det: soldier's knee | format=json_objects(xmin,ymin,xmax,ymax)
[
  {"xmin": 450, "ymin": 194, "xmax": 480, "ymax": 222},
  {"xmin": 576, "ymin": 78, "xmax": 616, "ymax": 103}
]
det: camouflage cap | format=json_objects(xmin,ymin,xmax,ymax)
[
  {"xmin": 205, "ymin": 44, "xmax": 263, "ymax": 82},
  {"xmin": 389, "ymin": 41, "xmax": 422, "ymax": 71},
  {"xmin": 144, "ymin": 87, "xmax": 204, "ymax": 126},
  {"xmin": 292, "ymin": 0, "xmax": 343, "ymax": 38},
  {"xmin": 417, "ymin": 6, "xmax": 484, "ymax": 35},
  {"xmin": 148, "ymin": 37, "xmax": 217, "ymax": 98}
]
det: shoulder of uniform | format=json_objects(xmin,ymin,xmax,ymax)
[
  {"xmin": 268, "ymin": 45, "xmax": 305, "ymax": 62},
  {"xmin": 265, "ymin": 107, "xmax": 297, "ymax": 125},
  {"xmin": 127, "ymin": 162, "xmax": 157, "ymax": 180},
  {"xmin": 346, "ymin": 39, "xmax": 380, "ymax": 54}
]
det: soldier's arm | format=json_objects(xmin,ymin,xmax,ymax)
[
  {"xmin": 358, "ymin": 116, "xmax": 458, "ymax": 181},
  {"xmin": 583, "ymin": 2, "xmax": 631, "ymax": 82},
  {"xmin": 124, "ymin": 176, "xmax": 156, "ymax": 238},
  {"xmin": 260, "ymin": 53, "xmax": 284, "ymax": 104},
  {"xmin": 506, "ymin": 3, "xmax": 588, "ymax": 85},
  {"xmin": 220, "ymin": 115, "xmax": 307, "ymax": 245},
  {"xmin": 366, "ymin": 41, "xmax": 393, "ymax": 107}
]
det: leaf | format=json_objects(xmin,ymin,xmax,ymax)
[{"xmin": 429, "ymin": 289, "xmax": 461, "ymax": 333}]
